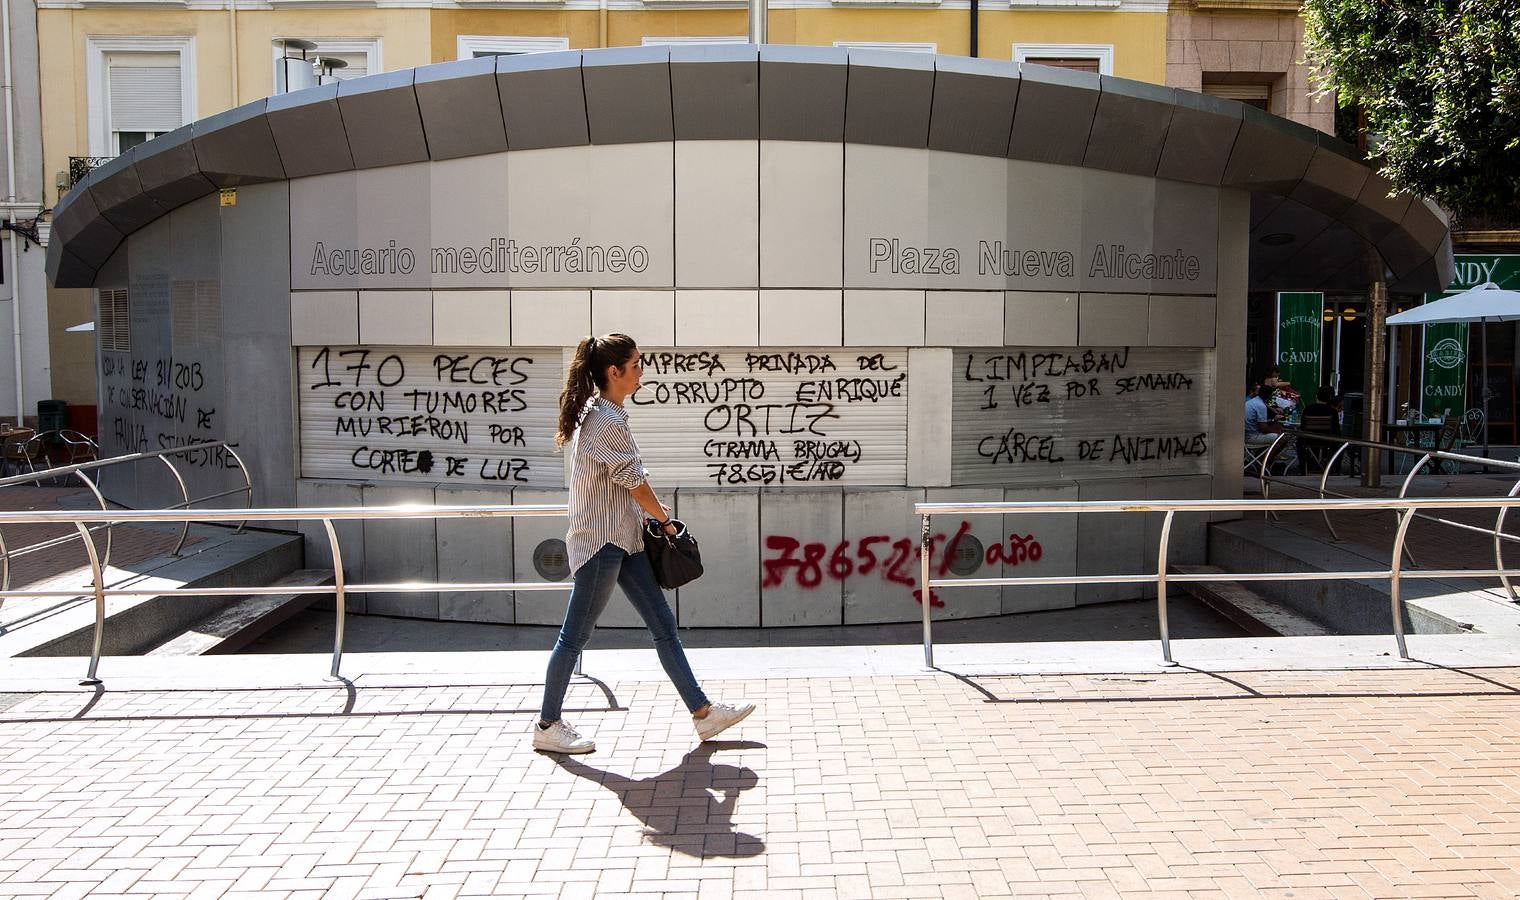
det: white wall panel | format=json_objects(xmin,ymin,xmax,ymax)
[
  {"xmin": 761, "ymin": 141, "xmax": 842, "ymax": 288},
  {"xmin": 677, "ymin": 141, "xmax": 759, "ymax": 288},
  {"xmin": 512, "ymin": 290, "xmax": 590, "ymax": 346},
  {"xmin": 675, "ymin": 291, "xmax": 759, "ymax": 346},
  {"xmin": 434, "ymin": 291, "xmax": 510, "ymax": 346},
  {"xmin": 760, "ymin": 290, "xmax": 842, "ymax": 346},
  {"xmin": 841, "ymin": 488, "xmax": 926, "ymax": 625},
  {"xmin": 593, "ymin": 290, "xmax": 676, "ymax": 345},
  {"xmin": 296, "ymin": 345, "xmax": 563, "ymax": 487},
  {"xmin": 758, "ymin": 490, "xmax": 843, "ymax": 626},
  {"xmin": 675, "ymin": 489, "xmax": 761, "ymax": 627}
]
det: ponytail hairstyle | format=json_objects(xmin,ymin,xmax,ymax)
[{"xmin": 556, "ymin": 333, "xmax": 639, "ymax": 448}]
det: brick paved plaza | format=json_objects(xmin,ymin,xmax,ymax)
[{"xmin": 1, "ymin": 643, "xmax": 1519, "ymax": 898}]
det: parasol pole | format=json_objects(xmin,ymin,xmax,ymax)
[{"xmin": 1483, "ymin": 318, "xmax": 1491, "ymax": 465}]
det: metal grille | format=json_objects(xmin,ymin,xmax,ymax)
[{"xmin": 98, "ymin": 289, "xmax": 130, "ymax": 352}]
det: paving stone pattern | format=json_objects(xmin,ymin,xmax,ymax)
[{"xmin": 1, "ymin": 667, "xmax": 1519, "ymax": 897}]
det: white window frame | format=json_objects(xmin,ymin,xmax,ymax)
[
  {"xmin": 641, "ymin": 36, "xmax": 749, "ymax": 46},
  {"xmin": 1012, "ymin": 43, "xmax": 1114, "ymax": 76},
  {"xmin": 86, "ymin": 36, "xmax": 196, "ymax": 158},
  {"xmin": 831, "ymin": 41, "xmax": 938, "ymax": 53},
  {"xmin": 270, "ymin": 38, "xmax": 381, "ymax": 86},
  {"xmin": 456, "ymin": 36, "xmax": 569, "ymax": 60}
]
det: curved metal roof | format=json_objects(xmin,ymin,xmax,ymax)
[{"xmin": 47, "ymin": 44, "xmax": 1454, "ymax": 294}]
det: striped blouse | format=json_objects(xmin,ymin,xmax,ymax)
[{"xmin": 566, "ymin": 399, "xmax": 650, "ymax": 574}]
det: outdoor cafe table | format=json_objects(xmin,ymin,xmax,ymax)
[{"xmin": 1382, "ymin": 422, "xmax": 1442, "ymax": 474}]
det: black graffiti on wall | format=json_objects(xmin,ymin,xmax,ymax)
[
  {"xmin": 965, "ymin": 349, "xmax": 1209, "ymax": 470},
  {"xmin": 101, "ymin": 353, "xmax": 236, "ymax": 468},
  {"xmin": 306, "ymin": 346, "xmax": 539, "ymax": 483}
]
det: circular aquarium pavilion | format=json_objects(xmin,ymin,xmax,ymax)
[{"xmin": 48, "ymin": 45, "xmax": 1453, "ymax": 628}]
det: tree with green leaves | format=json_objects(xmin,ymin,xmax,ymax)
[{"xmin": 1302, "ymin": 1, "xmax": 1519, "ymax": 220}]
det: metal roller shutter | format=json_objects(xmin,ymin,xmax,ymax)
[
  {"xmin": 951, "ymin": 347, "xmax": 1214, "ymax": 484},
  {"xmin": 630, "ymin": 347, "xmax": 909, "ymax": 488},
  {"xmin": 107, "ymin": 55, "xmax": 182, "ymax": 133},
  {"xmin": 297, "ymin": 345, "xmax": 565, "ymax": 487}
]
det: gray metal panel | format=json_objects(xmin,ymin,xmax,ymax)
[
  {"xmin": 218, "ymin": 181, "xmax": 296, "ymax": 511},
  {"xmin": 415, "ymin": 55, "xmax": 509, "ymax": 160},
  {"xmin": 1342, "ymin": 172, "xmax": 1412, "ymax": 245},
  {"xmin": 48, "ymin": 242, "xmax": 97, "ymax": 289},
  {"xmin": 338, "ymin": 69, "xmax": 430, "ymax": 169},
  {"xmin": 1399, "ymin": 196, "xmax": 1449, "ymax": 257},
  {"xmin": 670, "ymin": 43, "xmax": 758, "ymax": 141},
  {"xmin": 1389, "ymin": 254, "xmax": 1440, "ymax": 296},
  {"xmin": 191, "ymin": 99, "xmax": 286, "ymax": 187},
  {"xmin": 1221, "ymin": 104, "xmax": 1315, "ymax": 193},
  {"xmin": 133, "ymin": 124, "xmax": 215, "ymax": 212},
  {"xmin": 1084, "ymin": 76, "xmax": 1175, "ymax": 176},
  {"xmin": 1257, "ymin": 224, "xmax": 1370, "ymax": 291},
  {"xmin": 1288, "ymin": 144, "xmax": 1369, "ymax": 220},
  {"xmin": 1376, "ymin": 222, "xmax": 1429, "ymax": 280},
  {"xmin": 87, "ymin": 147, "xmax": 166, "ymax": 233},
  {"xmin": 844, "ymin": 47, "xmax": 933, "ymax": 148},
  {"xmin": 1250, "ymin": 197, "xmax": 1334, "ymax": 278},
  {"xmin": 928, "ymin": 56, "xmax": 1018, "ymax": 157},
  {"xmin": 50, "ymin": 179, "xmax": 123, "ymax": 269},
  {"xmin": 758, "ymin": 44, "xmax": 847, "ymax": 142},
  {"xmin": 496, "ymin": 50, "xmax": 588, "ymax": 150},
  {"xmin": 1155, "ymin": 89, "xmax": 1241, "ymax": 185},
  {"xmin": 266, "ymin": 83, "xmax": 354, "ymax": 178},
  {"xmin": 1008, "ymin": 63, "xmax": 1099, "ymax": 166},
  {"xmin": 582, "ymin": 46, "xmax": 673, "ymax": 145}
]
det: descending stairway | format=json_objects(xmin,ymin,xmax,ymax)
[
  {"xmin": 146, "ymin": 569, "xmax": 334, "ymax": 656},
  {"xmin": 1170, "ymin": 564, "xmax": 1332, "ymax": 637}
]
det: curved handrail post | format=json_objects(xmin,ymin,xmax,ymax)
[
  {"xmin": 72, "ymin": 470, "xmax": 114, "ymax": 572},
  {"xmin": 1494, "ymin": 480, "xmax": 1520, "ymax": 603},
  {"xmin": 157, "ymin": 455, "xmax": 193, "ymax": 556},
  {"xmin": 1317, "ymin": 437, "xmax": 1351, "ymax": 541},
  {"xmin": 921, "ymin": 512, "xmax": 934, "ymax": 668},
  {"xmin": 1392, "ymin": 452, "xmax": 1437, "ymax": 568},
  {"xmin": 220, "ymin": 443, "xmax": 255, "ymax": 534},
  {"xmin": 0, "ymin": 525, "xmax": 9, "ymax": 602},
  {"xmin": 324, "ymin": 517, "xmax": 347, "ymax": 679},
  {"xmin": 1156, "ymin": 510, "xmax": 1177, "ymax": 667},
  {"xmin": 1389, "ymin": 507, "xmax": 1417, "ymax": 660},
  {"xmin": 75, "ymin": 521, "xmax": 107, "ymax": 685},
  {"xmin": 1260, "ymin": 432, "xmax": 1292, "ymax": 520}
]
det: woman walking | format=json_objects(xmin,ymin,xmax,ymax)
[{"xmin": 534, "ymin": 333, "xmax": 754, "ymax": 754}]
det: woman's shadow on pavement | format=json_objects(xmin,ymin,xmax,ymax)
[{"xmin": 553, "ymin": 741, "xmax": 765, "ymax": 858}]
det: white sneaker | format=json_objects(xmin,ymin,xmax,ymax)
[
  {"xmin": 532, "ymin": 719, "xmax": 595, "ymax": 754},
  {"xmin": 694, "ymin": 702, "xmax": 755, "ymax": 742}
]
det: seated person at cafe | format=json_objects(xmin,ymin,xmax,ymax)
[
  {"xmin": 1302, "ymin": 386, "xmax": 1339, "ymax": 431},
  {"xmin": 1245, "ymin": 384, "xmax": 1283, "ymax": 446},
  {"xmin": 1297, "ymin": 386, "xmax": 1341, "ymax": 473}
]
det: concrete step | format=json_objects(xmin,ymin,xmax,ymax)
[
  {"xmin": 146, "ymin": 569, "xmax": 334, "ymax": 657},
  {"xmin": 8, "ymin": 528, "xmax": 305, "ymax": 658},
  {"xmin": 1170, "ymin": 564, "xmax": 1332, "ymax": 637},
  {"xmin": 1206, "ymin": 518, "xmax": 1520, "ymax": 639}
]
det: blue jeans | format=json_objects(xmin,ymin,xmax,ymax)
[{"xmin": 540, "ymin": 543, "xmax": 710, "ymax": 722}]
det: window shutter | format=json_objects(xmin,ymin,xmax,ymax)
[
  {"xmin": 99, "ymin": 289, "xmax": 130, "ymax": 352},
  {"xmin": 107, "ymin": 54, "xmax": 182, "ymax": 133},
  {"xmin": 1024, "ymin": 57, "xmax": 1101, "ymax": 73}
]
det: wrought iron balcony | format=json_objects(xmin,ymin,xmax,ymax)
[{"xmin": 67, "ymin": 156, "xmax": 113, "ymax": 190}]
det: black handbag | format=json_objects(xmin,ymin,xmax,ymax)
[{"xmin": 643, "ymin": 518, "xmax": 704, "ymax": 590}]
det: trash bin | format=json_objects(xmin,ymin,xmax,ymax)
[{"xmin": 37, "ymin": 399, "xmax": 67, "ymax": 433}]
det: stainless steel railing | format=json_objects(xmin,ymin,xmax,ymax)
[
  {"xmin": 916, "ymin": 495, "xmax": 1520, "ymax": 669},
  {"xmin": 1257, "ymin": 431, "xmax": 1520, "ymax": 599},
  {"xmin": 0, "ymin": 503, "xmax": 568, "ymax": 685},
  {"xmin": 0, "ymin": 441, "xmax": 254, "ymax": 601}
]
